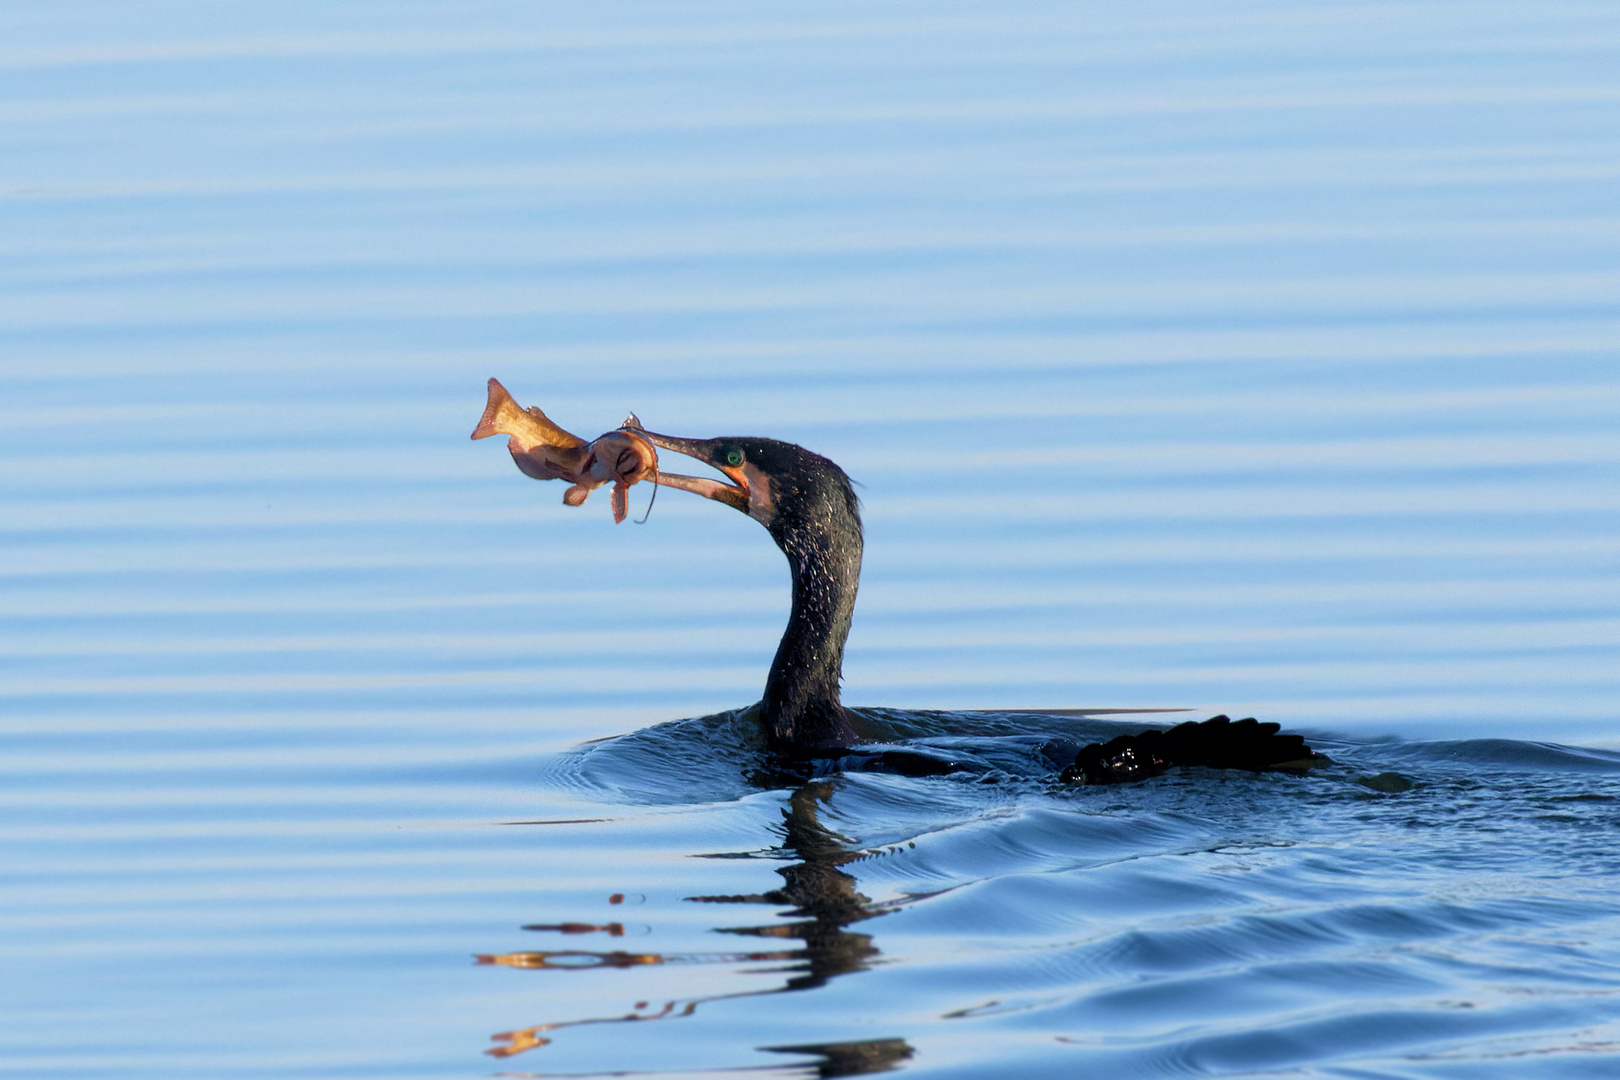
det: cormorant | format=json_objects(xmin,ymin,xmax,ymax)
[{"xmin": 637, "ymin": 430, "xmax": 1320, "ymax": 784}]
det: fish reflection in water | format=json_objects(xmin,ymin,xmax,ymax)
[{"xmin": 480, "ymin": 782, "xmax": 915, "ymax": 1075}]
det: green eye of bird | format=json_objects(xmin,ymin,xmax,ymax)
[{"xmin": 725, "ymin": 448, "xmax": 744, "ymax": 467}]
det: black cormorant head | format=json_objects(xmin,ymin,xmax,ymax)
[{"xmin": 635, "ymin": 432, "xmax": 861, "ymax": 552}]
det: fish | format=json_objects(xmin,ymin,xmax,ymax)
[{"xmin": 471, "ymin": 378, "xmax": 658, "ymax": 523}]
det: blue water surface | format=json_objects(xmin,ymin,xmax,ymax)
[{"xmin": 4, "ymin": 1, "xmax": 1619, "ymax": 1076}]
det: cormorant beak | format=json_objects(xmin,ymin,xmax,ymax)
[{"xmin": 635, "ymin": 430, "xmax": 751, "ymax": 514}]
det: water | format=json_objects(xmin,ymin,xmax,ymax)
[{"xmin": 4, "ymin": 2, "xmax": 1620, "ymax": 1076}]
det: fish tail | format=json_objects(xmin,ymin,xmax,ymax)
[
  {"xmin": 471, "ymin": 378, "xmax": 587, "ymax": 448},
  {"xmin": 471, "ymin": 378, "xmax": 523, "ymax": 440}
]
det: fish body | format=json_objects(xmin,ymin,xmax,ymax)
[
  {"xmin": 472, "ymin": 378, "xmax": 657, "ymax": 522},
  {"xmin": 471, "ymin": 377, "xmax": 592, "ymax": 481}
]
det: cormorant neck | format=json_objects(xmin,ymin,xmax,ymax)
[{"xmin": 760, "ymin": 496, "xmax": 863, "ymax": 752}]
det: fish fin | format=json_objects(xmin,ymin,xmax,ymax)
[
  {"xmin": 611, "ymin": 482, "xmax": 628, "ymax": 523},
  {"xmin": 563, "ymin": 484, "xmax": 591, "ymax": 506},
  {"xmin": 521, "ymin": 404, "xmax": 588, "ymax": 448}
]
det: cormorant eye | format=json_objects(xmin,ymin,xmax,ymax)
[{"xmin": 724, "ymin": 448, "xmax": 744, "ymax": 467}]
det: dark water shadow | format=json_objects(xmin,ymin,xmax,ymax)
[{"xmin": 476, "ymin": 780, "xmax": 915, "ymax": 1075}]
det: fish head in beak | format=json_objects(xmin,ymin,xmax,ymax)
[{"xmin": 637, "ymin": 430, "xmax": 777, "ymax": 526}]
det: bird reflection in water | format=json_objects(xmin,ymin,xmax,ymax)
[{"xmin": 479, "ymin": 781, "xmax": 915, "ymax": 1075}]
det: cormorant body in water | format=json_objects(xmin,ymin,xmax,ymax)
[{"xmin": 636, "ymin": 430, "xmax": 1319, "ymax": 784}]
